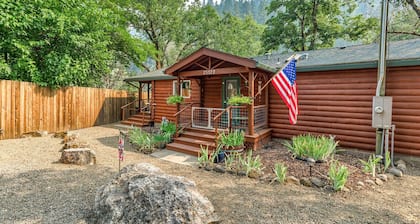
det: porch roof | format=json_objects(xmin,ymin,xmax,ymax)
[
  {"xmin": 165, "ymin": 47, "xmax": 276, "ymax": 77},
  {"xmin": 123, "ymin": 69, "xmax": 176, "ymax": 82}
]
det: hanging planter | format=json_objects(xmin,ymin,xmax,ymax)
[
  {"xmin": 166, "ymin": 95, "xmax": 184, "ymax": 105},
  {"xmin": 227, "ymin": 95, "xmax": 252, "ymax": 106}
]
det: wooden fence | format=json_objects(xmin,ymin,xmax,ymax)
[{"xmin": 0, "ymin": 80, "xmax": 131, "ymax": 140}]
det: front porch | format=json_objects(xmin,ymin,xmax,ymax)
[{"xmin": 164, "ymin": 48, "xmax": 275, "ymax": 155}]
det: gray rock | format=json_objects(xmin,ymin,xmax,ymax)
[
  {"xmin": 93, "ymin": 163, "xmax": 218, "ymax": 224},
  {"xmin": 357, "ymin": 181, "xmax": 365, "ymax": 187},
  {"xmin": 397, "ymin": 163, "xmax": 407, "ymax": 173},
  {"xmin": 310, "ymin": 177, "xmax": 326, "ymax": 188},
  {"xmin": 389, "ymin": 167, "xmax": 403, "ymax": 177},
  {"xmin": 365, "ymin": 179, "xmax": 375, "ymax": 185},
  {"xmin": 300, "ymin": 178, "xmax": 312, "ymax": 187},
  {"xmin": 385, "ymin": 173, "xmax": 395, "ymax": 181},
  {"xmin": 59, "ymin": 148, "xmax": 96, "ymax": 165},
  {"xmin": 306, "ymin": 158, "xmax": 316, "ymax": 163},
  {"xmin": 342, "ymin": 187, "xmax": 350, "ymax": 192},
  {"xmin": 286, "ymin": 176, "xmax": 300, "ymax": 185},
  {"xmin": 395, "ymin": 159, "xmax": 406, "ymax": 166},
  {"xmin": 375, "ymin": 178, "xmax": 383, "ymax": 186},
  {"xmin": 213, "ymin": 165, "xmax": 225, "ymax": 173},
  {"xmin": 238, "ymin": 171, "xmax": 247, "ymax": 176},
  {"xmin": 377, "ymin": 174, "xmax": 388, "ymax": 182}
]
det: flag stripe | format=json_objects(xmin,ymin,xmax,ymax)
[{"xmin": 271, "ymin": 59, "xmax": 298, "ymax": 125}]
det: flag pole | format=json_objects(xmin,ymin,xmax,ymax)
[{"xmin": 255, "ymin": 54, "xmax": 299, "ymax": 98}]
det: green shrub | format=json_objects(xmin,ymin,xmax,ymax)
[
  {"xmin": 274, "ymin": 163, "xmax": 288, "ymax": 184},
  {"xmin": 383, "ymin": 151, "xmax": 391, "ymax": 173},
  {"xmin": 219, "ymin": 130, "xmax": 245, "ymax": 148},
  {"xmin": 128, "ymin": 127, "xmax": 154, "ymax": 153},
  {"xmin": 360, "ymin": 154, "xmax": 381, "ymax": 177},
  {"xmin": 160, "ymin": 121, "xmax": 177, "ymax": 141},
  {"xmin": 227, "ymin": 95, "xmax": 252, "ymax": 105},
  {"xmin": 283, "ymin": 134, "xmax": 338, "ymax": 161},
  {"xmin": 166, "ymin": 95, "xmax": 184, "ymax": 104},
  {"xmin": 328, "ymin": 160, "xmax": 349, "ymax": 191}
]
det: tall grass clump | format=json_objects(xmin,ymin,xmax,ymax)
[
  {"xmin": 283, "ymin": 134, "xmax": 338, "ymax": 161},
  {"xmin": 274, "ymin": 163, "xmax": 288, "ymax": 184},
  {"xmin": 128, "ymin": 127, "xmax": 154, "ymax": 153},
  {"xmin": 360, "ymin": 154, "xmax": 381, "ymax": 177},
  {"xmin": 328, "ymin": 160, "xmax": 349, "ymax": 191}
]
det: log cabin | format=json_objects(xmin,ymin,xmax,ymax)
[{"xmin": 122, "ymin": 38, "xmax": 420, "ymax": 156}]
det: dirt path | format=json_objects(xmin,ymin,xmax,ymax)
[{"xmin": 0, "ymin": 125, "xmax": 419, "ymax": 224}]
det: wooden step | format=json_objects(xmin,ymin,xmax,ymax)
[
  {"xmin": 181, "ymin": 131, "xmax": 216, "ymax": 142},
  {"xmin": 166, "ymin": 142, "xmax": 205, "ymax": 157},
  {"xmin": 173, "ymin": 137, "xmax": 216, "ymax": 149},
  {"xmin": 121, "ymin": 120, "xmax": 152, "ymax": 127},
  {"xmin": 127, "ymin": 117, "xmax": 152, "ymax": 122},
  {"xmin": 183, "ymin": 127, "xmax": 215, "ymax": 135}
]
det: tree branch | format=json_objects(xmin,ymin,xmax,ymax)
[
  {"xmin": 388, "ymin": 31, "xmax": 420, "ymax": 36},
  {"xmin": 405, "ymin": 0, "xmax": 420, "ymax": 19}
]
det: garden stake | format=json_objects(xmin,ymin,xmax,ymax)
[{"xmin": 118, "ymin": 130, "xmax": 125, "ymax": 172}]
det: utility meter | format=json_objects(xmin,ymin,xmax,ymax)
[{"xmin": 372, "ymin": 96, "xmax": 392, "ymax": 128}]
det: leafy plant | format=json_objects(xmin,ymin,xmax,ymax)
[
  {"xmin": 360, "ymin": 154, "xmax": 381, "ymax": 177},
  {"xmin": 274, "ymin": 163, "xmax": 288, "ymax": 184},
  {"xmin": 160, "ymin": 121, "xmax": 177, "ymax": 141},
  {"xmin": 152, "ymin": 133, "xmax": 170, "ymax": 148},
  {"xmin": 219, "ymin": 130, "xmax": 245, "ymax": 148},
  {"xmin": 283, "ymin": 134, "xmax": 338, "ymax": 161},
  {"xmin": 224, "ymin": 152, "xmax": 239, "ymax": 170},
  {"xmin": 128, "ymin": 127, "xmax": 154, "ymax": 153},
  {"xmin": 383, "ymin": 151, "xmax": 391, "ymax": 173},
  {"xmin": 166, "ymin": 95, "xmax": 184, "ymax": 104},
  {"xmin": 198, "ymin": 145, "xmax": 210, "ymax": 167},
  {"xmin": 227, "ymin": 95, "xmax": 252, "ymax": 105},
  {"xmin": 209, "ymin": 145, "xmax": 222, "ymax": 163},
  {"xmin": 328, "ymin": 160, "xmax": 349, "ymax": 191},
  {"xmin": 241, "ymin": 150, "xmax": 264, "ymax": 177}
]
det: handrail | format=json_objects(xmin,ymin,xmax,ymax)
[
  {"xmin": 173, "ymin": 102, "xmax": 195, "ymax": 117},
  {"xmin": 213, "ymin": 106, "xmax": 232, "ymax": 122},
  {"xmin": 121, "ymin": 99, "xmax": 138, "ymax": 109},
  {"xmin": 254, "ymin": 104, "xmax": 267, "ymax": 109}
]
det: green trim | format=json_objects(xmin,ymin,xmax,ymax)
[{"xmin": 222, "ymin": 77, "xmax": 240, "ymax": 108}]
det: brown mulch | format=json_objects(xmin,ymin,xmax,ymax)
[{"xmin": 253, "ymin": 139, "xmax": 374, "ymax": 190}]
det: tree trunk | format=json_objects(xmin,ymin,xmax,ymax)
[{"xmin": 405, "ymin": 0, "xmax": 420, "ymax": 18}]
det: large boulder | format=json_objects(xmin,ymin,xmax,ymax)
[
  {"xmin": 93, "ymin": 163, "xmax": 218, "ymax": 224},
  {"xmin": 60, "ymin": 148, "xmax": 96, "ymax": 165}
]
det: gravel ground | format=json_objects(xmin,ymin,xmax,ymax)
[{"xmin": 0, "ymin": 124, "xmax": 419, "ymax": 224}]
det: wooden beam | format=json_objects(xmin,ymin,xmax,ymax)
[
  {"xmin": 238, "ymin": 72, "xmax": 248, "ymax": 83},
  {"xmin": 211, "ymin": 60, "xmax": 225, "ymax": 69},
  {"xmin": 194, "ymin": 62, "xmax": 208, "ymax": 70},
  {"xmin": 179, "ymin": 67, "xmax": 249, "ymax": 77},
  {"xmin": 248, "ymin": 72, "xmax": 255, "ymax": 135}
]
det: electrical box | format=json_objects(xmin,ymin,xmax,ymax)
[{"xmin": 372, "ymin": 96, "xmax": 392, "ymax": 129}]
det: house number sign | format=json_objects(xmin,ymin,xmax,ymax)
[{"xmin": 203, "ymin": 69, "xmax": 216, "ymax": 75}]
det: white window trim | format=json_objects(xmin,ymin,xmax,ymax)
[{"xmin": 172, "ymin": 80, "xmax": 191, "ymax": 98}]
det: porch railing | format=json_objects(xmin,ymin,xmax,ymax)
[
  {"xmin": 173, "ymin": 102, "xmax": 200, "ymax": 133},
  {"xmin": 194, "ymin": 107, "xmax": 229, "ymax": 130},
  {"xmin": 254, "ymin": 105, "xmax": 268, "ymax": 129},
  {"xmin": 120, "ymin": 99, "xmax": 139, "ymax": 120}
]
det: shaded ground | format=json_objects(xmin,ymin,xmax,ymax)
[{"xmin": 0, "ymin": 124, "xmax": 419, "ymax": 223}]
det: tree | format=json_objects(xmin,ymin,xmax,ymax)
[
  {"xmin": 388, "ymin": 6, "xmax": 420, "ymax": 40},
  {"xmin": 0, "ymin": 0, "xmax": 150, "ymax": 88},
  {"xmin": 262, "ymin": 0, "xmax": 378, "ymax": 52}
]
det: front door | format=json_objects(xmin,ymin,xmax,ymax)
[{"xmin": 222, "ymin": 77, "xmax": 240, "ymax": 108}]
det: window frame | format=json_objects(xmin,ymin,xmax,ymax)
[{"xmin": 172, "ymin": 80, "xmax": 191, "ymax": 98}]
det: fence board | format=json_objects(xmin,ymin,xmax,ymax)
[{"xmin": 0, "ymin": 80, "xmax": 130, "ymax": 140}]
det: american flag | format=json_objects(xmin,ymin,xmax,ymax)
[{"xmin": 271, "ymin": 59, "xmax": 298, "ymax": 124}]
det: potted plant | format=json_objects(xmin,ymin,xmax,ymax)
[
  {"xmin": 160, "ymin": 121, "xmax": 176, "ymax": 142},
  {"xmin": 218, "ymin": 130, "xmax": 245, "ymax": 152},
  {"xmin": 166, "ymin": 95, "xmax": 184, "ymax": 105},
  {"xmin": 227, "ymin": 95, "xmax": 252, "ymax": 106}
]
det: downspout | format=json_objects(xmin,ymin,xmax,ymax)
[{"xmin": 375, "ymin": 0, "xmax": 389, "ymax": 155}]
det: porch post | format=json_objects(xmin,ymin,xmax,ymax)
[
  {"xmin": 248, "ymin": 71, "xmax": 255, "ymax": 135},
  {"xmin": 176, "ymin": 75, "xmax": 181, "ymax": 125},
  {"xmin": 139, "ymin": 82, "xmax": 143, "ymax": 110}
]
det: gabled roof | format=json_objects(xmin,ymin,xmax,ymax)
[
  {"xmin": 165, "ymin": 47, "xmax": 272, "ymax": 74},
  {"xmin": 123, "ymin": 69, "xmax": 176, "ymax": 82},
  {"xmin": 252, "ymin": 38, "xmax": 420, "ymax": 72}
]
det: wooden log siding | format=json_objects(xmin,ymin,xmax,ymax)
[
  {"xmin": 268, "ymin": 66, "xmax": 420, "ymax": 156},
  {"xmin": 0, "ymin": 80, "xmax": 130, "ymax": 140},
  {"xmin": 153, "ymin": 79, "xmax": 200, "ymax": 123}
]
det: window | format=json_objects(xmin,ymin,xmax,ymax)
[{"xmin": 172, "ymin": 80, "xmax": 191, "ymax": 98}]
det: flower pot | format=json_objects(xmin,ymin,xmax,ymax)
[
  {"xmin": 214, "ymin": 151, "xmax": 225, "ymax": 163},
  {"xmin": 223, "ymin": 145, "xmax": 244, "ymax": 153}
]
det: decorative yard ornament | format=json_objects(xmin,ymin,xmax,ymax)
[{"xmin": 118, "ymin": 130, "xmax": 125, "ymax": 171}]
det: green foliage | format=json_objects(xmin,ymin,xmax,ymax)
[
  {"xmin": 198, "ymin": 145, "xmax": 211, "ymax": 167},
  {"xmin": 274, "ymin": 163, "xmax": 288, "ymax": 184},
  {"xmin": 388, "ymin": 7, "xmax": 420, "ymax": 41},
  {"xmin": 0, "ymin": 0, "xmax": 150, "ymax": 88},
  {"xmin": 219, "ymin": 130, "xmax": 245, "ymax": 148},
  {"xmin": 166, "ymin": 95, "xmax": 184, "ymax": 105},
  {"xmin": 263, "ymin": 0, "xmax": 379, "ymax": 52},
  {"xmin": 241, "ymin": 150, "xmax": 264, "ymax": 177},
  {"xmin": 360, "ymin": 154, "xmax": 381, "ymax": 177},
  {"xmin": 227, "ymin": 95, "xmax": 252, "ymax": 105},
  {"xmin": 224, "ymin": 152, "xmax": 238, "ymax": 169},
  {"xmin": 328, "ymin": 160, "xmax": 349, "ymax": 191},
  {"xmin": 383, "ymin": 151, "xmax": 391, "ymax": 173},
  {"xmin": 283, "ymin": 134, "xmax": 338, "ymax": 161},
  {"xmin": 128, "ymin": 127, "xmax": 154, "ymax": 153}
]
